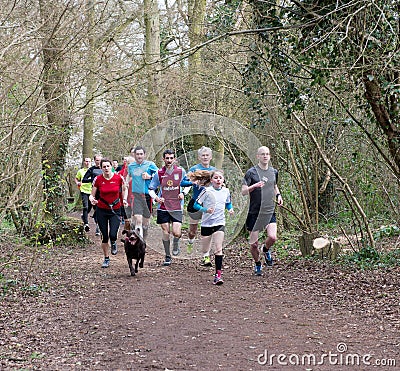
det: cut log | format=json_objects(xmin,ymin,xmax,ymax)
[
  {"xmin": 313, "ymin": 237, "xmax": 330, "ymax": 249},
  {"xmin": 299, "ymin": 233, "xmax": 342, "ymax": 260},
  {"xmin": 312, "ymin": 237, "xmax": 341, "ymax": 260}
]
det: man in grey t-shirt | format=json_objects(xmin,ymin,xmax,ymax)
[{"xmin": 242, "ymin": 146, "xmax": 283, "ymax": 276}]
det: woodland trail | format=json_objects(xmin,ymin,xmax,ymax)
[{"xmin": 1, "ymin": 216, "xmax": 399, "ymax": 370}]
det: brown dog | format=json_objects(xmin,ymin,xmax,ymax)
[{"xmin": 121, "ymin": 228, "xmax": 146, "ymax": 276}]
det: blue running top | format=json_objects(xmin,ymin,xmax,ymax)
[{"xmin": 128, "ymin": 160, "xmax": 158, "ymax": 195}]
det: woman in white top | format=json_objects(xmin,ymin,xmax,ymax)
[{"xmin": 193, "ymin": 170, "xmax": 234, "ymax": 285}]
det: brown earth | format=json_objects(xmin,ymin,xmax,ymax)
[{"xmin": 1, "ymin": 216, "xmax": 400, "ymax": 370}]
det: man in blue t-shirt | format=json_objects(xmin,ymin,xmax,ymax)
[
  {"xmin": 125, "ymin": 146, "xmax": 158, "ymax": 240},
  {"xmin": 181, "ymin": 146, "xmax": 216, "ymax": 265}
]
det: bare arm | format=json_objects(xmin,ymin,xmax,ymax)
[
  {"xmin": 241, "ymin": 181, "xmax": 265, "ymax": 196},
  {"xmin": 275, "ymin": 185, "xmax": 283, "ymax": 206},
  {"xmin": 123, "ymin": 174, "xmax": 131, "ymax": 200},
  {"xmin": 89, "ymin": 186, "xmax": 98, "ymax": 205},
  {"xmin": 121, "ymin": 184, "xmax": 126, "ymax": 202},
  {"xmin": 75, "ymin": 170, "xmax": 82, "ymax": 187},
  {"xmin": 148, "ymin": 189, "xmax": 164, "ymax": 203}
]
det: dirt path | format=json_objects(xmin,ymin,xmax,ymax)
[{"xmin": 1, "ymin": 218, "xmax": 400, "ymax": 370}]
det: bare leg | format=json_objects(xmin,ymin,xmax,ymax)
[
  {"xmin": 142, "ymin": 217, "xmax": 149, "ymax": 241},
  {"xmin": 135, "ymin": 214, "xmax": 143, "ymax": 237},
  {"xmin": 200, "ymin": 234, "xmax": 212, "ymax": 255},
  {"xmin": 101, "ymin": 242, "xmax": 109, "ymax": 257},
  {"xmin": 188, "ymin": 217, "xmax": 199, "ymax": 241},
  {"xmin": 171, "ymin": 222, "xmax": 182, "ymax": 238},
  {"xmin": 249, "ymin": 230, "xmax": 260, "ymax": 262},
  {"xmin": 264, "ymin": 223, "xmax": 277, "ymax": 250},
  {"xmin": 212, "ymin": 231, "xmax": 224, "ymax": 256},
  {"xmin": 171, "ymin": 222, "xmax": 182, "ymax": 255}
]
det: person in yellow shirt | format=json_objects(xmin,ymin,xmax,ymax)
[{"xmin": 75, "ymin": 157, "xmax": 93, "ymax": 232}]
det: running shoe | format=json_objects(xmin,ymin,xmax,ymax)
[
  {"xmin": 172, "ymin": 247, "xmax": 181, "ymax": 256},
  {"xmin": 84, "ymin": 224, "xmax": 90, "ymax": 232},
  {"xmin": 101, "ymin": 258, "xmax": 110, "ymax": 268},
  {"xmin": 163, "ymin": 256, "xmax": 172, "ymax": 266},
  {"xmin": 111, "ymin": 241, "xmax": 118, "ymax": 255},
  {"xmin": 200, "ymin": 256, "xmax": 212, "ymax": 267},
  {"xmin": 186, "ymin": 242, "xmax": 193, "ymax": 254},
  {"xmin": 264, "ymin": 249, "xmax": 273, "ymax": 267},
  {"xmin": 213, "ymin": 274, "xmax": 224, "ymax": 285},
  {"xmin": 254, "ymin": 264, "xmax": 262, "ymax": 276},
  {"xmin": 95, "ymin": 225, "xmax": 100, "ymax": 236}
]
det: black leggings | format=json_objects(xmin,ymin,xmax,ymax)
[
  {"xmin": 80, "ymin": 192, "xmax": 93, "ymax": 224},
  {"xmin": 96, "ymin": 207, "xmax": 121, "ymax": 244}
]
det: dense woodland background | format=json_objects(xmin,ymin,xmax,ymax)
[{"xmin": 0, "ymin": 0, "xmax": 399, "ymax": 256}]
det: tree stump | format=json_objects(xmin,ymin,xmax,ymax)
[
  {"xmin": 313, "ymin": 237, "xmax": 341, "ymax": 260},
  {"xmin": 299, "ymin": 231, "xmax": 319, "ymax": 257},
  {"xmin": 299, "ymin": 233, "xmax": 342, "ymax": 260},
  {"xmin": 33, "ymin": 216, "xmax": 90, "ymax": 246}
]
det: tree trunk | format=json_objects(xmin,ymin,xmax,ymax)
[
  {"xmin": 82, "ymin": 0, "xmax": 96, "ymax": 160},
  {"xmin": 144, "ymin": 0, "xmax": 160, "ymax": 128},
  {"xmin": 144, "ymin": 0, "xmax": 161, "ymax": 162},
  {"xmin": 39, "ymin": 0, "xmax": 71, "ymax": 219},
  {"xmin": 363, "ymin": 75, "xmax": 400, "ymax": 177},
  {"xmin": 213, "ymin": 138, "xmax": 224, "ymax": 169},
  {"xmin": 188, "ymin": 0, "xmax": 206, "ymax": 111},
  {"xmin": 187, "ymin": 0, "xmax": 206, "ymax": 151}
]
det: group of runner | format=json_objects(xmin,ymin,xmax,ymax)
[{"xmin": 75, "ymin": 145, "xmax": 283, "ymax": 284}]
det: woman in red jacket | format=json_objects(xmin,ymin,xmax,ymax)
[{"xmin": 90, "ymin": 158, "xmax": 128, "ymax": 268}]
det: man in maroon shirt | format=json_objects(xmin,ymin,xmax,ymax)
[{"xmin": 149, "ymin": 149, "xmax": 186, "ymax": 266}]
